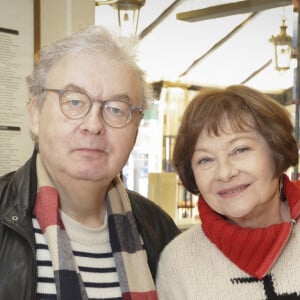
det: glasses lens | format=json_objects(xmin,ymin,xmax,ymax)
[
  {"xmin": 60, "ymin": 91, "xmax": 90, "ymax": 119},
  {"xmin": 102, "ymin": 100, "xmax": 131, "ymax": 127}
]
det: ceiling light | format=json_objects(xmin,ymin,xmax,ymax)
[
  {"xmin": 96, "ymin": 0, "xmax": 145, "ymax": 36},
  {"xmin": 269, "ymin": 16, "xmax": 292, "ymax": 72}
]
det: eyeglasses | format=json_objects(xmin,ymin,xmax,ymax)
[{"xmin": 42, "ymin": 88, "xmax": 144, "ymax": 128}]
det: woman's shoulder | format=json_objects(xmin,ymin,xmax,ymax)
[{"xmin": 160, "ymin": 224, "xmax": 204, "ymax": 257}]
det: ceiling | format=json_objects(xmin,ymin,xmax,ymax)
[{"xmin": 95, "ymin": 0, "xmax": 295, "ymax": 101}]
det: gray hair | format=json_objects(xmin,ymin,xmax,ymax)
[{"xmin": 27, "ymin": 25, "xmax": 151, "ymax": 109}]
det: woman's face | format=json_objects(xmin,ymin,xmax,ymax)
[{"xmin": 191, "ymin": 116, "xmax": 280, "ymax": 228}]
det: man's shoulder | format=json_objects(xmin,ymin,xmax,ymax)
[
  {"xmin": 127, "ymin": 188, "xmax": 180, "ymax": 236},
  {"xmin": 0, "ymin": 171, "xmax": 16, "ymax": 195},
  {"xmin": 127, "ymin": 189, "xmax": 174, "ymax": 221},
  {"xmin": 127, "ymin": 189, "xmax": 161, "ymax": 210},
  {"xmin": 0, "ymin": 155, "xmax": 35, "ymax": 210}
]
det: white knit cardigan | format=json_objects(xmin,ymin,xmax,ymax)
[{"xmin": 156, "ymin": 223, "xmax": 300, "ymax": 300}]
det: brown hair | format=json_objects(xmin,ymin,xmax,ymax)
[{"xmin": 173, "ymin": 85, "xmax": 298, "ymax": 194}]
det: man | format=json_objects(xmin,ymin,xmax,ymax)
[{"xmin": 0, "ymin": 26, "xmax": 180, "ymax": 300}]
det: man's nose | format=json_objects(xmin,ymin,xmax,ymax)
[{"xmin": 79, "ymin": 102, "xmax": 105, "ymax": 135}]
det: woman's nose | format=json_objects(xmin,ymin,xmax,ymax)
[{"xmin": 215, "ymin": 158, "xmax": 239, "ymax": 182}]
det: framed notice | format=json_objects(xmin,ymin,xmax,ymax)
[{"xmin": 0, "ymin": 0, "xmax": 36, "ymax": 176}]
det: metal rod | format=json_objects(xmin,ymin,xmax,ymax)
[{"xmin": 293, "ymin": 2, "xmax": 300, "ymax": 180}]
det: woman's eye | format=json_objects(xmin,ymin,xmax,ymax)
[
  {"xmin": 198, "ymin": 157, "xmax": 212, "ymax": 165},
  {"xmin": 234, "ymin": 147, "xmax": 250, "ymax": 155}
]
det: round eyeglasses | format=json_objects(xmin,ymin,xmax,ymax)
[{"xmin": 42, "ymin": 88, "xmax": 144, "ymax": 128}]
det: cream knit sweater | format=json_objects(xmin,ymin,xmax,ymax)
[{"xmin": 156, "ymin": 220, "xmax": 300, "ymax": 300}]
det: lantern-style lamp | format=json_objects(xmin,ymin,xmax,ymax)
[
  {"xmin": 269, "ymin": 16, "xmax": 292, "ymax": 72},
  {"xmin": 96, "ymin": 0, "xmax": 145, "ymax": 36},
  {"xmin": 111, "ymin": 0, "xmax": 145, "ymax": 36}
]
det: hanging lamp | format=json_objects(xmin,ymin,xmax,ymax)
[
  {"xmin": 269, "ymin": 16, "xmax": 292, "ymax": 72},
  {"xmin": 96, "ymin": 0, "xmax": 145, "ymax": 36}
]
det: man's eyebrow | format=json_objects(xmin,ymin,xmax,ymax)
[
  {"xmin": 61, "ymin": 85, "xmax": 132, "ymax": 102},
  {"xmin": 109, "ymin": 93, "xmax": 131, "ymax": 102},
  {"xmin": 63, "ymin": 83, "xmax": 85, "ymax": 93}
]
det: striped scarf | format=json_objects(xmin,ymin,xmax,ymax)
[{"xmin": 34, "ymin": 154, "xmax": 157, "ymax": 300}]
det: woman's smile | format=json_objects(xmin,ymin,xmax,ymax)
[{"xmin": 217, "ymin": 184, "xmax": 250, "ymax": 198}]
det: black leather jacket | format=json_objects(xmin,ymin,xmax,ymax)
[{"xmin": 0, "ymin": 150, "xmax": 180, "ymax": 300}]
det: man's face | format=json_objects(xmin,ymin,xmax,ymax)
[{"xmin": 29, "ymin": 52, "xmax": 142, "ymax": 186}]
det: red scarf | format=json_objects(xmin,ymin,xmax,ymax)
[{"xmin": 198, "ymin": 174, "xmax": 300, "ymax": 279}]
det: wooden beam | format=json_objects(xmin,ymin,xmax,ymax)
[
  {"xmin": 138, "ymin": 0, "xmax": 184, "ymax": 40},
  {"xmin": 176, "ymin": 0, "xmax": 291, "ymax": 22},
  {"xmin": 34, "ymin": 0, "xmax": 40, "ymax": 61},
  {"xmin": 179, "ymin": 13, "xmax": 257, "ymax": 77},
  {"xmin": 240, "ymin": 59, "xmax": 272, "ymax": 84}
]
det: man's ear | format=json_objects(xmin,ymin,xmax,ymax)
[
  {"xmin": 133, "ymin": 127, "xmax": 139, "ymax": 146},
  {"xmin": 27, "ymin": 97, "xmax": 41, "ymax": 137}
]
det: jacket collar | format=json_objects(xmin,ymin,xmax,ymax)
[{"xmin": 0, "ymin": 148, "xmax": 37, "ymax": 239}]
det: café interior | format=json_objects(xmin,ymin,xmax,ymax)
[{"xmin": 36, "ymin": 0, "xmax": 299, "ymax": 228}]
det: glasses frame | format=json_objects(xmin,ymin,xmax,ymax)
[{"xmin": 42, "ymin": 88, "xmax": 144, "ymax": 128}]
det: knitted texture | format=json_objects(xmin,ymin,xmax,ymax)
[
  {"xmin": 156, "ymin": 174, "xmax": 300, "ymax": 299},
  {"xmin": 199, "ymin": 174, "xmax": 300, "ymax": 279},
  {"xmin": 33, "ymin": 210, "xmax": 123, "ymax": 299},
  {"xmin": 199, "ymin": 200, "xmax": 292, "ymax": 279},
  {"xmin": 34, "ymin": 154, "xmax": 157, "ymax": 300},
  {"xmin": 157, "ymin": 223, "xmax": 300, "ymax": 300}
]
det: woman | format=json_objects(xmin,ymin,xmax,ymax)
[{"xmin": 156, "ymin": 85, "xmax": 300, "ymax": 300}]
